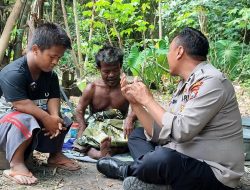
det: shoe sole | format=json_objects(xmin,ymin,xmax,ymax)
[{"xmin": 123, "ymin": 177, "xmax": 170, "ymax": 190}]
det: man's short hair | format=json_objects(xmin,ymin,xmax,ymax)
[
  {"xmin": 95, "ymin": 45, "xmax": 123, "ymax": 67},
  {"xmin": 176, "ymin": 27, "xmax": 209, "ymax": 61},
  {"xmin": 29, "ymin": 23, "xmax": 71, "ymax": 51}
]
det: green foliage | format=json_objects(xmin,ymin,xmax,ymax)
[
  {"xmin": 227, "ymin": 8, "xmax": 250, "ymax": 32},
  {"xmin": 161, "ymin": 0, "xmax": 249, "ymax": 41},
  {"xmin": 15, "ymin": 0, "xmax": 249, "ymax": 92},
  {"xmin": 70, "ymin": 0, "xmax": 250, "ymax": 84},
  {"xmin": 124, "ymin": 39, "xmax": 169, "ymax": 89},
  {"xmin": 65, "ymin": 0, "xmax": 160, "ymax": 80},
  {"xmin": 210, "ymin": 40, "xmax": 241, "ymax": 78},
  {"xmin": 209, "ymin": 40, "xmax": 250, "ymax": 81},
  {"xmin": 41, "ymin": 0, "xmax": 250, "ymax": 92},
  {"xmin": 238, "ymin": 53, "xmax": 250, "ymax": 85},
  {"xmin": 59, "ymin": 51, "xmax": 74, "ymax": 68},
  {"xmin": 73, "ymin": 0, "xmax": 250, "ymax": 90}
]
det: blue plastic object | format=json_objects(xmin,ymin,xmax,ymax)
[{"xmin": 62, "ymin": 138, "xmax": 76, "ymax": 151}]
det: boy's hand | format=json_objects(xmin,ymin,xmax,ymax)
[{"xmin": 42, "ymin": 115, "xmax": 66, "ymax": 138}]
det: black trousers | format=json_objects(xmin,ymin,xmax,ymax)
[
  {"xmin": 127, "ymin": 128, "xmax": 234, "ymax": 190},
  {"xmin": 34, "ymin": 115, "xmax": 72, "ymax": 153}
]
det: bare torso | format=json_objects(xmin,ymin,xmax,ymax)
[{"xmin": 90, "ymin": 79, "xmax": 129, "ymax": 116}]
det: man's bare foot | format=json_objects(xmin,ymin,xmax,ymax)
[
  {"xmin": 87, "ymin": 137, "xmax": 112, "ymax": 159},
  {"xmin": 47, "ymin": 152, "xmax": 80, "ymax": 171},
  {"xmin": 4, "ymin": 163, "xmax": 37, "ymax": 185},
  {"xmin": 100, "ymin": 137, "xmax": 111, "ymax": 157}
]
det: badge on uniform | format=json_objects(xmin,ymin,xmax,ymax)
[
  {"xmin": 189, "ymin": 81, "xmax": 203, "ymax": 100},
  {"xmin": 180, "ymin": 104, "xmax": 185, "ymax": 112}
]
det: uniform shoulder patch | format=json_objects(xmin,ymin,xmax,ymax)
[{"xmin": 189, "ymin": 81, "xmax": 203, "ymax": 99}]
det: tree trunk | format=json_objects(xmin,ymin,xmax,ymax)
[
  {"xmin": 61, "ymin": 0, "xmax": 81, "ymax": 78},
  {"xmin": 27, "ymin": 0, "xmax": 45, "ymax": 45},
  {"xmin": 84, "ymin": 0, "xmax": 96, "ymax": 67},
  {"xmin": 51, "ymin": 0, "xmax": 55, "ymax": 22},
  {"xmin": 198, "ymin": 7, "xmax": 207, "ymax": 35},
  {"xmin": 27, "ymin": 16, "xmax": 35, "ymax": 45},
  {"xmin": 158, "ymin": 0, "xmax": 162, "ymax": 39},
  {"xmin": 37, "ymin": 0, "xmax": 45, "ymax": 21},
  {"xmin": 0, "ymin": 1, "xmax": 6, "ymax": 34},
  {"xmin": 73, "ymin": 0, "xmax": 84, "ymax": 75},
  {"xmin": 112, "ymin": 22, "xmax": 123, "ymax": 48},
  {"xmin": 0, "ymin": 0, "xmax": 24, "ymax": 63},
  {"xmin": 14, "ymin": 0, "xmax": 32, "ymax": 59},
  {"xmin": 88, "ymin": 0, "xmax": 95, "ymax": 43},
  {"xmin": 104, "ymin": 23, "xmax": 113, "ymax": 46}
]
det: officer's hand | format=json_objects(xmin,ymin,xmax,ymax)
[
  {"xmin": 121, "ymin": 74, "xmax": 138, "ymax": 104},
  {"xmin": 122, "ymin": 79, "xmax": 154, "ymax": 106}
]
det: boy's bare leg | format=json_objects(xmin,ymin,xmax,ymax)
[
  {"xmin": 87, "ymin": 137, "xmax": 111, "ymax": 159},
  {"xmin": 9, "ymin": 138, "xmax": 37, "ymax": 184}
]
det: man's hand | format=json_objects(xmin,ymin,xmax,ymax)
[
  {"xmin": 42, "ymin": 115, "xmax": 66, "ymax": 139},
  {"xmin": 123, "ymin": 117, "xmax": 134, "ymax": 139},
  {"xmin": 77, "ymin": 123, "xmax": 86, "ymax": 138},
  {"xmin": 121, "ymin": 74, "xmax": 154, "ymax": 106},
  {"xmin": 120, "ymin": 74, "xmax": 138, "ymax": 104}
]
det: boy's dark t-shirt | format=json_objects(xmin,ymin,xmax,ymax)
[{"xmin": 0, "ymin": 56, "xmax": 60, "ymax": 107}]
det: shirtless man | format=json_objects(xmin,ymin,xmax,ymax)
[{"xmin": 75, "ymin": 46, "xmax": 135, "ymax": 159}]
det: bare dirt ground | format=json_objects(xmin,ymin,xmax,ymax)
[
  {"xmin": 0, "ymin": 84, "xmax": 249, "ymax": 190},
  {"xmin": 0, "ymin": 161, "xmax": 122, "ymax": 190}
]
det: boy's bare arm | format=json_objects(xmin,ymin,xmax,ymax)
[
  {"xmin": 47, "ymin": 98, "xmax": 60, "ymax": 116},
  {"xmin": 12, "ymin": 99, "xmax": 49, "ymax": 120},
  {"xmin": 75, "ymin": 83, "xmax": 95, "ymax": 138},
  {"xmin": 12, "ymin": 99, "xmax": 64, "ymax": 137}
]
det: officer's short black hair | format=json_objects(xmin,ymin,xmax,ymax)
[
  {"xmin": 29, "ymin": 23, "xmax": 71, "ymax": 51},
  {"xmin": 95, "ymin": 45, "xmax": 123, "ymax": 68},
  {"xmin": 176, "ymin": 27, "xmax": 209, "ymax": 61}
]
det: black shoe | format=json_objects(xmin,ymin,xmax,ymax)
[{"xmin": 96, "ymin": 157, "xmax": 128, "ymax": 180}]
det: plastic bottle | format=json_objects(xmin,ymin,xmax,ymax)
[{"xmin": 70, "ymin": 122, "xmax": 79, "ymax": 138}]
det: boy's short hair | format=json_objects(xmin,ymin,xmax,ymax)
[
  {"xmin": 95, "ymin": 46, "xmax": 123, "ymax": 67},
  {"xmin": 29, "ymin": 23, "xmax": 71, "ymax": 51},
  {"xmin": 176, "ymin": 27, "xmax": 209, "ymax": 61}
]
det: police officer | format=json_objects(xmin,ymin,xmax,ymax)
[{"xmin": 97, "ymin": 27, "xmax": 244, "ymax": 190}]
